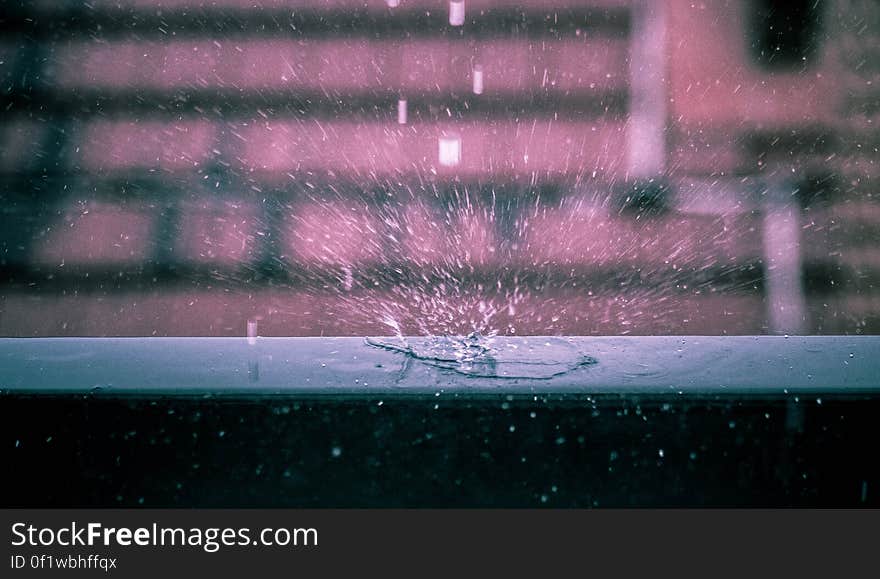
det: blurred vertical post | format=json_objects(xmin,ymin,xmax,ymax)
[
  {"xmin": 627, "ymin": 0, "xmax": 667, "ymax": 186},
  {"xmin": 762, "ymin": 181, "xmax": 807, "ymax": 334}
]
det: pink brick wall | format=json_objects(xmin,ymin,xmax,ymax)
[
  {"xmin": 2, "ymin": 0, "xmax": 877, "ymax": 337},
  {"xmin": 286, "ymin": 200, "xmax": 385, "ymax": 265},
  {"xmin": 72, "ymin": 121, "xmax": 217, "ymax": 171},
  {"xmin": 668, "ymin": 1, "xmax": 840, "ymax": 127},
  {"xmin": 235, "ymin": 120, "xmax": 627, "ymax": 177},
  {"xmin": 49, "ymin": 38, "xmax": 627, "ymax": 93},
  {"xmin": 32, "ymin": 202, "xmax": 156, "ymax": 267},
  {"xmin": 176, "ymin": 201, "xmax": 261, "ymax": 266}
]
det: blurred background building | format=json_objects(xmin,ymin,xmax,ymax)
[{"xmin": 0, "ymin": 0, "xmax": 877, "ymax": 336}]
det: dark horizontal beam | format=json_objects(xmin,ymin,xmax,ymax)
[
  {"xmin": 0, "ymin": 170, "xmax": 605, "ymax": 200},
  {"xmin": 0, "ymin": 6, "xmax": 631, "ymax": 39},
  {"xmin": 845, "ymin": 92, "xmax": 880, "ymax": 117},
  {"xmin": 744, "ymin": 128, "xmax": 839, "ymax": 158},
  {"xmin": 0, "ymin": 89, "xmax": 629, "ymax": 120},
  {"xmin": 0, "ymin": 263, "xmax": 765, "ymax": 294}
]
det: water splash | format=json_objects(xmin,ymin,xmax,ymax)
[{"xmin": 365, "ymin": 334, "xmax": 597, "ymax": 379}]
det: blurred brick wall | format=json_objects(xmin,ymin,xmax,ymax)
[{"xmin": 0, "ymin": 0, "xmax": 877, "ymax": 336}]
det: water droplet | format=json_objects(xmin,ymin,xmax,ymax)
[
  {"xmin": 438, "ymin": 134, "xmax": 461, "ymax": 167},
  {"xmin": 449, "ymin": 0, "xmax": 465, "ymax": 26},
  {"xmin": 472, "ymin": 64, "xmax": 484, "ymax": 95},
  {"xmin": 397, "ymin": 98, "xmax": 408, "ymax": 125},
  {"xmin": 366, "ymin": 335, "xmax": 596, "ymax": 379},
  {"xmin": 246, "ymin": 319, "xmax": 258, "ymax": 345}
]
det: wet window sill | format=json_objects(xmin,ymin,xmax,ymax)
[{"xmin": 1, "ymin": 336, "xmax": 878, "ymax": 396}]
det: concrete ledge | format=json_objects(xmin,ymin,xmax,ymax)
[{"xmin": 1, "ymin": 336, "xmax": 878, "ymax": 395}]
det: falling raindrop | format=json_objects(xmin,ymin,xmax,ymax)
[
  {"xmin": 397, "ymin": 98, "xmax": 408, "ymax": 125},
  {"xmin": 449, "ymin": 0, "xmax": 465, "ymax": 26},
  {"xmin": 438, "ymin": 134, "xmax": 461, "ymax": 167},
  {"xmin": 246, "ymin": 319, "xmax": 258, "ymax": 345},
  {"xmin": 472, "ymin": 64, "xmax": 484, "ymax": 95}
]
